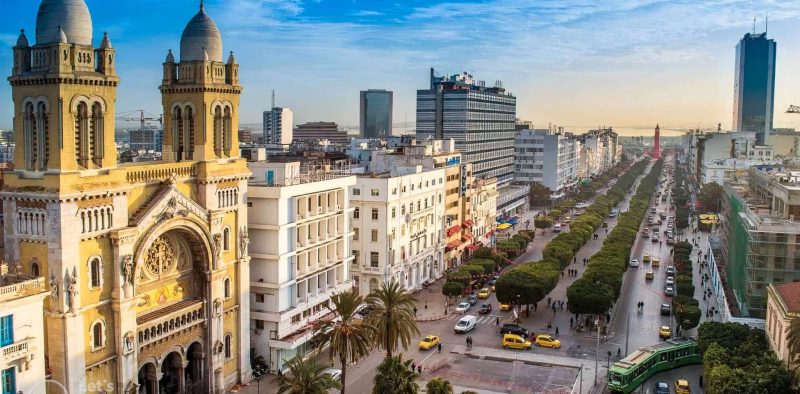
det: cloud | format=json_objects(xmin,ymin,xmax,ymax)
[{"xmin": 351, "ymin": 10, "xmax": 384, "ymax": 17}]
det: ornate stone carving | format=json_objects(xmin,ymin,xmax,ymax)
[
  {"xmin": 213, "ymin": 340, "xmax": 224, "ymax": 355},
  {"xmin": 144, "ymin": 236, "xmax": 176, "ymax": 278},
  {"xmin": 138, "ymin": 294, "xmax": 151, "ymax": 308},
  {"xmin": 121, "ymin": 254, "xmax": 134, "ymax": 286},
  {"xmin": 238, "ymin": 226, "xmax": 249, "ymax": 259},
  {"xmin": 66, "ymin": 267, "xmax": 78, "ymax": 313},
  {"xmin": 213, "ymin": 298, "xmax": 222, "ymax": 316},
  {"xmin": 49, "ymin": 271, "xmax": 59, "ymax": 312},
  {"xmin": 123, "ymin": 331, "xmax": 135, "ymax": 354},
  {"xmin": 212, "ymin": 233, "xmax": 223, "ymax": 262},
  {"xmin": 159, "ymin": 197, "xmax": 177, "ymax": 222}
]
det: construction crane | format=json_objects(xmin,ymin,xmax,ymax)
[{"xmin": 116, "ymin": 110, "xmax": 162, "ymax": 128}]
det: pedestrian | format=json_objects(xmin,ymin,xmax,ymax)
[
  {"xmin": 573, "ymin": 256, "xmax": 577, "ymax": 263},
  {"xmin": 413, "ymin": 307, "xmax": 417, "ymax": 316},
  {"xmin": 555, "ymin": 326, "xmax": 559, "ymax": 336},
  {"xmin": 617, "ymin": 348, "xmax": 621, "ymax": 358},
  {"xmin": 547, "ymin": 320, "xmax": 552, "ymax": 329},
  {"xmin": 411, "ymin": 362, "xmax": 416, "ymax": 371},
  {"xmin": 699, "ymin": 375, "xmax": 703, "ymax": 388},
  {"xmin": 437, "ymin": 343, "xmax": 442, "ymax": 353},
  {"xmin": 418, "ymin": 365, "xmax": 422, "ymax": 374},
  {"xmin": 561, "ymin": 270, "xmax": 565, "ymax": 278},
  {"xmin": 496, "ymin": 317, "xmax": 500, "ymax": 326},
  {"xmin": 570, "ymin": 317, "xmax": 574, "ymax": 328},
  {"xmin": 533, "ymin": 303, "xmax": 537, "ymax": 312},
  {"xmin": 547, "ymin": 297, "xmax": 552, "ymax": 306}
]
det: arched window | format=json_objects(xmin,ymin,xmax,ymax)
[
  {"xmin": 90, "ymin": 102, "xmax": 104, "ymax": 167},
  {"xmin": 89, "ymin": 257, "xmax": 102, "ymax": 288},
  {"xmin": 30, "ymin": 262, "xmax": 39, "ymax": 277},
  {"xmin": 223, "ymin": 228, "xmax": 230, "ymax": 250},
  {"xmin": 75, "ymin": 102, "xmax": 89, "ymax": 167},
  {"xmin": 213, "ymin": 106, "xmax": 223, "ymax": 158},
  {"xmin": 23, "ymin": 103, "xmax": 36, "ymax": 170},
  {"xmin": 223, "ymin": 277, "xmax": 231, "ymax": 299},
  {"xmin": 36, "ymin": 102, "xmax": 49, "ymax": 170},
  {"xmin": 184, "ymin": 106, "xmax": 195, "ymax": 160},
  {"xmin": 223, "ymin": 106, "xmax": 232, "ymax": 157},
  {"xmin": 91, "ymin": 320, "xmax": 105, "ymax": 350},
  {"xmin": 172, "ymin": 106, "xmax": 184, "ymax": 161},
  {"xmin": 224, "ymin": 334, "xmax": 232, "ymax": 358}
]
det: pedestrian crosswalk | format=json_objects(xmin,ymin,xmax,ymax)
[{"xmin": 445, "ymin": 313, "xmax": 503, "ymax": 325}]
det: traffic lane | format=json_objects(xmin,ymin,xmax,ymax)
[
  {"xmin": 641, "ymin": 364, "xmax": 703, "ymax": 394},
  {"xmin": 429, "ymin": 356, "xmax": 579, "ymax": 393}
]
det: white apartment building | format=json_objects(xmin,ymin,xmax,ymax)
[
  {"xmin": 701, "ymin": 158, "xmax": 781, "ymax": 185},
  {"xmin": 350, "ymin": 166, "xmax": 447, "ymax": 295},
  {"xmin": 0, "ymin": 263, "xmax": 47, "ymax": 394},
  {"xmin": 514, "ymin": 129, "xmax": 579, "ymax": 200},
  {"xmin": 263, "ymin": 107, "xmax": 294, "ymax": 146},
  {"xmin": 468, "ymin": 178, "xmax": 498, "ymax": 247},
  {"xmin": 577, "ymin": 129, "xmax": 621, "ymax": 177},
  {"xmin": 247, "ymin": 161, "xmax": 355, "ymax": 373}
]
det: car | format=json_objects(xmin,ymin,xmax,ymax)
[
  {"xmin": 502, "ymin": 334, "xmax": 532, "ymax": 350},
  {"xmin": 666, "ymin": 266, "xmax": 675, "ymax": 277},
  {"xmin": 659, "ymin": 326, "xmax": 672, "ymax": 338},
  {"xmin": 674, "ymin": 379, "xmax": 691, "ymax": 394},
  {"xmin": 643, "ymin": 254, "xmax": 651, "ymax": 263},
  {"xmin": 418, "ymin": 335, "xmax": 441, "ymax": 350},
  {"xmin": 454, "ymin": 315, "xmax": 477, "ymax": 333},
  {"xmin": 629, "ymin": 258, "xmax": 640, "ymax": 268},
  {"xmin": 665, "ymin": 277, "xmax": 675, "ymax": 287},
  {"xmin": 499, "ymin": 303, "xmax": 511, "ymax": 311},
  {"xmin": 479, "ymin": 303, "xmax": 493, "ymax": 314},
  {"xmin": 500, "ymin": 323, "xmax": 530, "ymax": 337},
  {"xmin": 322, "ymin": 368, "xmax": 342, "ymax": 381},
  {"xmin": 455, "ymin": 302, "xmax": 471, "ymax": 313},
  {"xmin": 660, "ymin": 303, "xmax": 671, "ymax": 316},
  {"xmin": 645, "ymin": 269, "xmax": 654, "ymax": 280},
  {"xmin": 653, "ymin": 226, "xmax": 660, "ymax": 233},
  {"xmin": 642, "ymin": 231, "xmax": 650, "ymax": 238},
  {"xmin": 665, "ymin": 285, "xmax": 675, "ymax": 297},
  {"xmin": 467, "ymin": 294, "xmax": 478, "ymax": 305},
  {"xmin": 651, "ymin": 257, "xmax": 660, "ymax": 267},
  {"xmin": 535, "ymin": 334, "xmax": 562, "ymax": 349},
  {"xmin": 477, "ymin": 288, "xmax": 491, "ymax": 299},
  {"xmin": 553, "ymin": 223, "xmax": 562, "ymax": 232},
  {"xmin": 655, "ymin": 382, "xmax": 670, "ymax": 394},
  {"xmin": 666, "ymin": 237, "xmax": 675, "ymax": 245},
  {"xmin": 651, "ymin": 235, "xmax": 659, "ymax": 243}
]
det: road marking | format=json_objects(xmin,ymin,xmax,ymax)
[{"xmin": 419, "ymin": 348, "xmax": 438, "ymax": 365}]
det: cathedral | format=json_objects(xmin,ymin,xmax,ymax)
[{"xmin": 5, "ymin": 0, "xmax": 252, "ymax": 392}]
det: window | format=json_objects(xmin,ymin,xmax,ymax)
[
  {"xmin": 371, "ymin": 229, "xmax": 378, "ymax": 242},
  {"xmin": 91, "ymin": 320, "xmax": 105, "ymax": 350},
  {"xmin": 0, "ymin": 315, "xmax": 12, "ymax": 347},
  {"xmin": 392, "ymin": 188, "xmax": 397, "ymax": 195},
  {"xmin": 224, "ymin": 334, "xmax": 232, "ymax": 359},
  {"xmin": 30, "ymin": 262, "xmax": 39, "ymax": 277},
  {"xmin": 291, "ymin": 314, "xmax": 301, "ymax": 324},
  {"xmin": 371, "ymin": 189, "xmax": 379, "ymax": 196},
  {"xmin": 1, "ymin": 367, "xmax": 15, "ymax": 394},
  {"xmin": 401, "ymin": 205, "xmax": 406, "ymax": 215},
  {"xmin": 223, "ymin": 277, "xmax": 231, "ymax": 299},
  {"xmin": 391, "ymin": 207, "xmax": 396, "ymax": 219},
  {"xmin": 255, "ymin": 320, "xmax": 265, "ymax": 330},
  {"xmin": 371, "ymin": 209, "xmax": 378, "ymax": 220},
  {"xmin": 353, "ymin": 207, "xmax": 360, "ymax": 219},
  {"xmin": 223, "ymin": 227, "xmax": 231, "ymax": 250},
  {"xmin": 353, "ymin": 228, "xmax": 359, "ymax": 240},
  {"xmin": 255, "ymin": 293, "xmax": 265, "ymax": 303},
  {"xmin": 352, "ymin": 188, "xmax": 361, "ymax": 196},
  {"xmin": 89, "ymin": 257, "xmax": 102, "ymax": 288},
  {"xmin": 370, "ymin": 252, "xmax": 379, "ymax": 268}
]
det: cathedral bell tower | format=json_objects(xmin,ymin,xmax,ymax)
[
  {"xmin": 8, "ymin": 0, "xmax": 118, "ymax": 178},
  {"xmin": 160, "ymin": 2, "xmax": 242, "ymax": 163}
]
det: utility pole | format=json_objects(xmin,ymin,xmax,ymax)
[{"xmin": 625, "ymin": 312, "xmax": 630, "ymax": 355}]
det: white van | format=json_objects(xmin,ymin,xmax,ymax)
[{"xmin": 454, "ymin": 315, "xmax": 477, "ymax": 334}]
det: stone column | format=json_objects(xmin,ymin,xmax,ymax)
[
  {"xmin": 175, "ymin": 359, "xmax": 188, "ymax": 394},
  {"xmin": 147, "ymin": 371, "xmax": 162, "ymax": 394}
]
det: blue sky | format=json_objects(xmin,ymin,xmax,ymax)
[{"xmin": 2, "ymin": 0, "xmax": 800, "ymax": 136}]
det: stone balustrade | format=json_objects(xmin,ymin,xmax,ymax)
[
  {"xmin": 137, "ymin": 300, "xmax": 206, "ymax": 348},
  {"xmin": 126, "ymin": 162, "xmax": 197, "ymax": 184},
  {"xmin": 0, "ymin": 276, "xmax": 45, "ymax": 302},
  {"xmin": 2, "ymin": 337, "xmax": 32, "ymax": 363}
]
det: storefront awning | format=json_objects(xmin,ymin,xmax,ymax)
[
  {"xmin": 466, "ymin": 244, "xmax": 481, "ymax": 251},
  {"xmin": 447, "ymin": 225, "xmax": 461, "ymax": 236},
  {"xmin": 445, "ymin": 240, "xmax": 462, "ymax": 251},
  {"xmin": 461, "ymin": 234, "xmax": 473, "ymax": 242},
  {"xmin": 485, "ymin": 230, "xmax": 494, "ymax": 237},
  {"xmin": 462, "ymin": 220, "xmax": 474, "ymax": 228}
]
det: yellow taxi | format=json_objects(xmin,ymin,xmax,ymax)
[
  {"xmin": 674, "ymin": 379, "xmax": 690, "ymax": 394},
  {"xmin": 645, "ymin": 269, "xmax": 654, "ymax": 280},
  {"xmin": 477, "ymin": 288, "xmax": 491, "ymax": 299},
  {"xmin": 643, "ymin": 254, "xmax": 651, "ymax": 263},
  {"xmin": 502, "ymin": 334, "xmax": 532, "ymax": 350},
  {"xmin": 535, "ymin": 334, "xmax": 561, "ymax": 349},
  {"xmin": 418, "ymin": 335, "xmax": 441, "ymax": 350},
  {"xmin": 499, "ymin": 303, "xmax": 511, "ymax": 311},
  {"xmin": 651, "ymin": 257, "xmax": 660, "ymax": 267},
  {"xmin": 659, "ymin": 326, "xmax": 671, "ymax": 339}
]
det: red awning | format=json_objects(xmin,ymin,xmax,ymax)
[
  {"xmin": 461, "ymin": 234, "xmax": 473, "ymax": 242},
  {"xmin": 485, "ymin": 230, "xmax": 494, "ymax": 237},
  {"xmin": 447, "ymin": 225, "xmax": 461, "ymax": 236},
  {"xmin": 445, "ymin": 240, "xmax": 462, "ymax": 251},
  {"xmin": 462, "ymin": 220, "xmax": 474, "ymax": 228},
  {"xmin": 466, "ymin": 244, "xmax": 480, "ymax": 251}
]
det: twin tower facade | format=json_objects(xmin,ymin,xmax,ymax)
[{"xmin": 6, "ymin": 0, "xmax": 251, "ymax": 393}]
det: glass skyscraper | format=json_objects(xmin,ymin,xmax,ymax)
[
  {"xmin": 732, "ymin": 32, "xmax": 776, "ymax": 144},
  {"xmin": 360, "ymin": 89, "xmax": 393, "ymax": 138},
  {"xmin": 416, "ymin": 68, "xmax": 516, "ymax": 185}
]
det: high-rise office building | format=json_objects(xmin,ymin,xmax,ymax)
[
  {"xmin": 416, "ymin": 68, "xmax": 516, "ymax": 185},
  {"xmin": 733, "ymin": 32, "xmax": 776, "ymax": 144},
  {"xmin": 360, "ymin": 89, "xmax": 393, "ymax": 138},
  {"xmin": 263, "ymin": 107, "xmax": 293, "ymax": 145}
]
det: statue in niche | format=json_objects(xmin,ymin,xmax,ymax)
[
  {"xmin": 121, "ymin": 255, "xmax": 134, "ymax": 286},
  {"xmin": 212, "ymin": 233, "xmax": 223, "ymax": 262},
  {"xmin": 238, "ymin": 226, "xmax": 249, "ymax": 259},
  {"xmin": 66, "ymin": 267, "xmax": 78, "ymax": 313},
  {"xmin": 49, "ymin": 271, "xmax": 59, "ymax": 312}
]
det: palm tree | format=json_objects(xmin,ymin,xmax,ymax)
[
  {"xmin": 365, "ymin": 278, "xmax": 420, "ymax": 358},
  {"xmin": 277, "ymin": 355, "xmax": 341, "ymax": 394},
  {"xmin": 372, "ymin": 355, "xmax": 419, "ymax": 394},
  {"xmin": 425, "ymin": 377, "xmax": 454, "ymax": 394},
  {"xmin": 314, "ymin": 290, "xmax": 376, "ymax": 394},
  {"xmin": 787, "ymin": 316, "xmax": 800, "ymax": 367}
]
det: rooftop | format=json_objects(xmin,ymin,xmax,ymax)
[
  {"xmin": 774, "ymin": 282, "xmax": 800, "ymax": 313},
  {"xmin": 1, "ymin": 262, "xmax": 45, "ymax": 303}
]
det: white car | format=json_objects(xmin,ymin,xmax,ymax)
[
  {"xmin": 323, "ymin": 368, "xmax": 342, "ymax": 381},
  {"xmin": 665, "ymin": 286, "xmax": 675, "ymax": 297},
  {"xmin": 665, "ymin": 277, "xmax": 675, "ymax": 287},
  {"xmin": 629, "ymin": 259, "xmax": 640, "ymax": 268},
  {"xmin": 455, "ymin": 302, "xmax": 471, "ymax": 313}
]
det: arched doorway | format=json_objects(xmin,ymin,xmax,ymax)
[
  {"xmin": 186, "ymin": 342, "xmax": 205, "ymax": 392},
  {"xmin": 160, "ymin": 352, "xmax": 183, "ymax": 393},
  {"xmin": 414, "ymin": 262, "xmax": 421, "ymax": 287},
  {"xmin": 368, "ymin": 278, "xmax": 378, "ymax": 294},
  {"xmin": 137, "ymin": 363, "xmax": 157, "ymax": 394}
]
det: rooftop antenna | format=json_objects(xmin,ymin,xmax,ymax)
[
  {"xmin": 766, "ymin": 14, "xmax": 768, "ymax": 35},
  {"xmin": 753, "ymin": 17, "xmax": 756, "ymax": 34},
  {"xmin": 271, "ymin": 90, "xmax": 275, "ymax": 109}
]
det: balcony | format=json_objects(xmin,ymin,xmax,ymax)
[
  {"xmin": 2, "ymin": 337, "xmax": 33, "ymax": 363},
  {"xmin": 136, "ymin": 299, "xmax": 206, "ymax": 348},
  {"xmin": 0, "ymin": 276, "xmax": 45, "ymax": 302}
]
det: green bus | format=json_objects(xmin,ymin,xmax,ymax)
[{"xmin": 608, "ymin": 337, "xmax": 701, "ymax": 394}]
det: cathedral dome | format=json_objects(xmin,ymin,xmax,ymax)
[
  {"xmin": 35, "ymin": 0, "xmax": 93, "ymax": 46},
  {"xmin": 180, "ymin": 3, "xmax": 222, "ymax": 62}
]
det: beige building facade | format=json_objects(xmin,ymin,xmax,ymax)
[
  {"xmin": 766, "ymin": 282, "xmax": 800, "ymax": 369},
  {"xmin": 4, "ymin": 1, "xmax": 251, "ymax": 393}
]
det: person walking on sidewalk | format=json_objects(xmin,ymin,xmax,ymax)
[
  {"xmin": 495, "ymin": 317, "xmax": 500, "ymax": 327},
  {"xmin": 555, "ymin": 326, "xmax": 559, "ymax": 336}
]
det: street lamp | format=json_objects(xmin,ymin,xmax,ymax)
[
  {"xmin": 607, "ymin": 350, "xmax": 611, "ymax": 369},
  {"xmin": 425, "ymin": 287, "xmax": 429, "ymax": 309}
]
